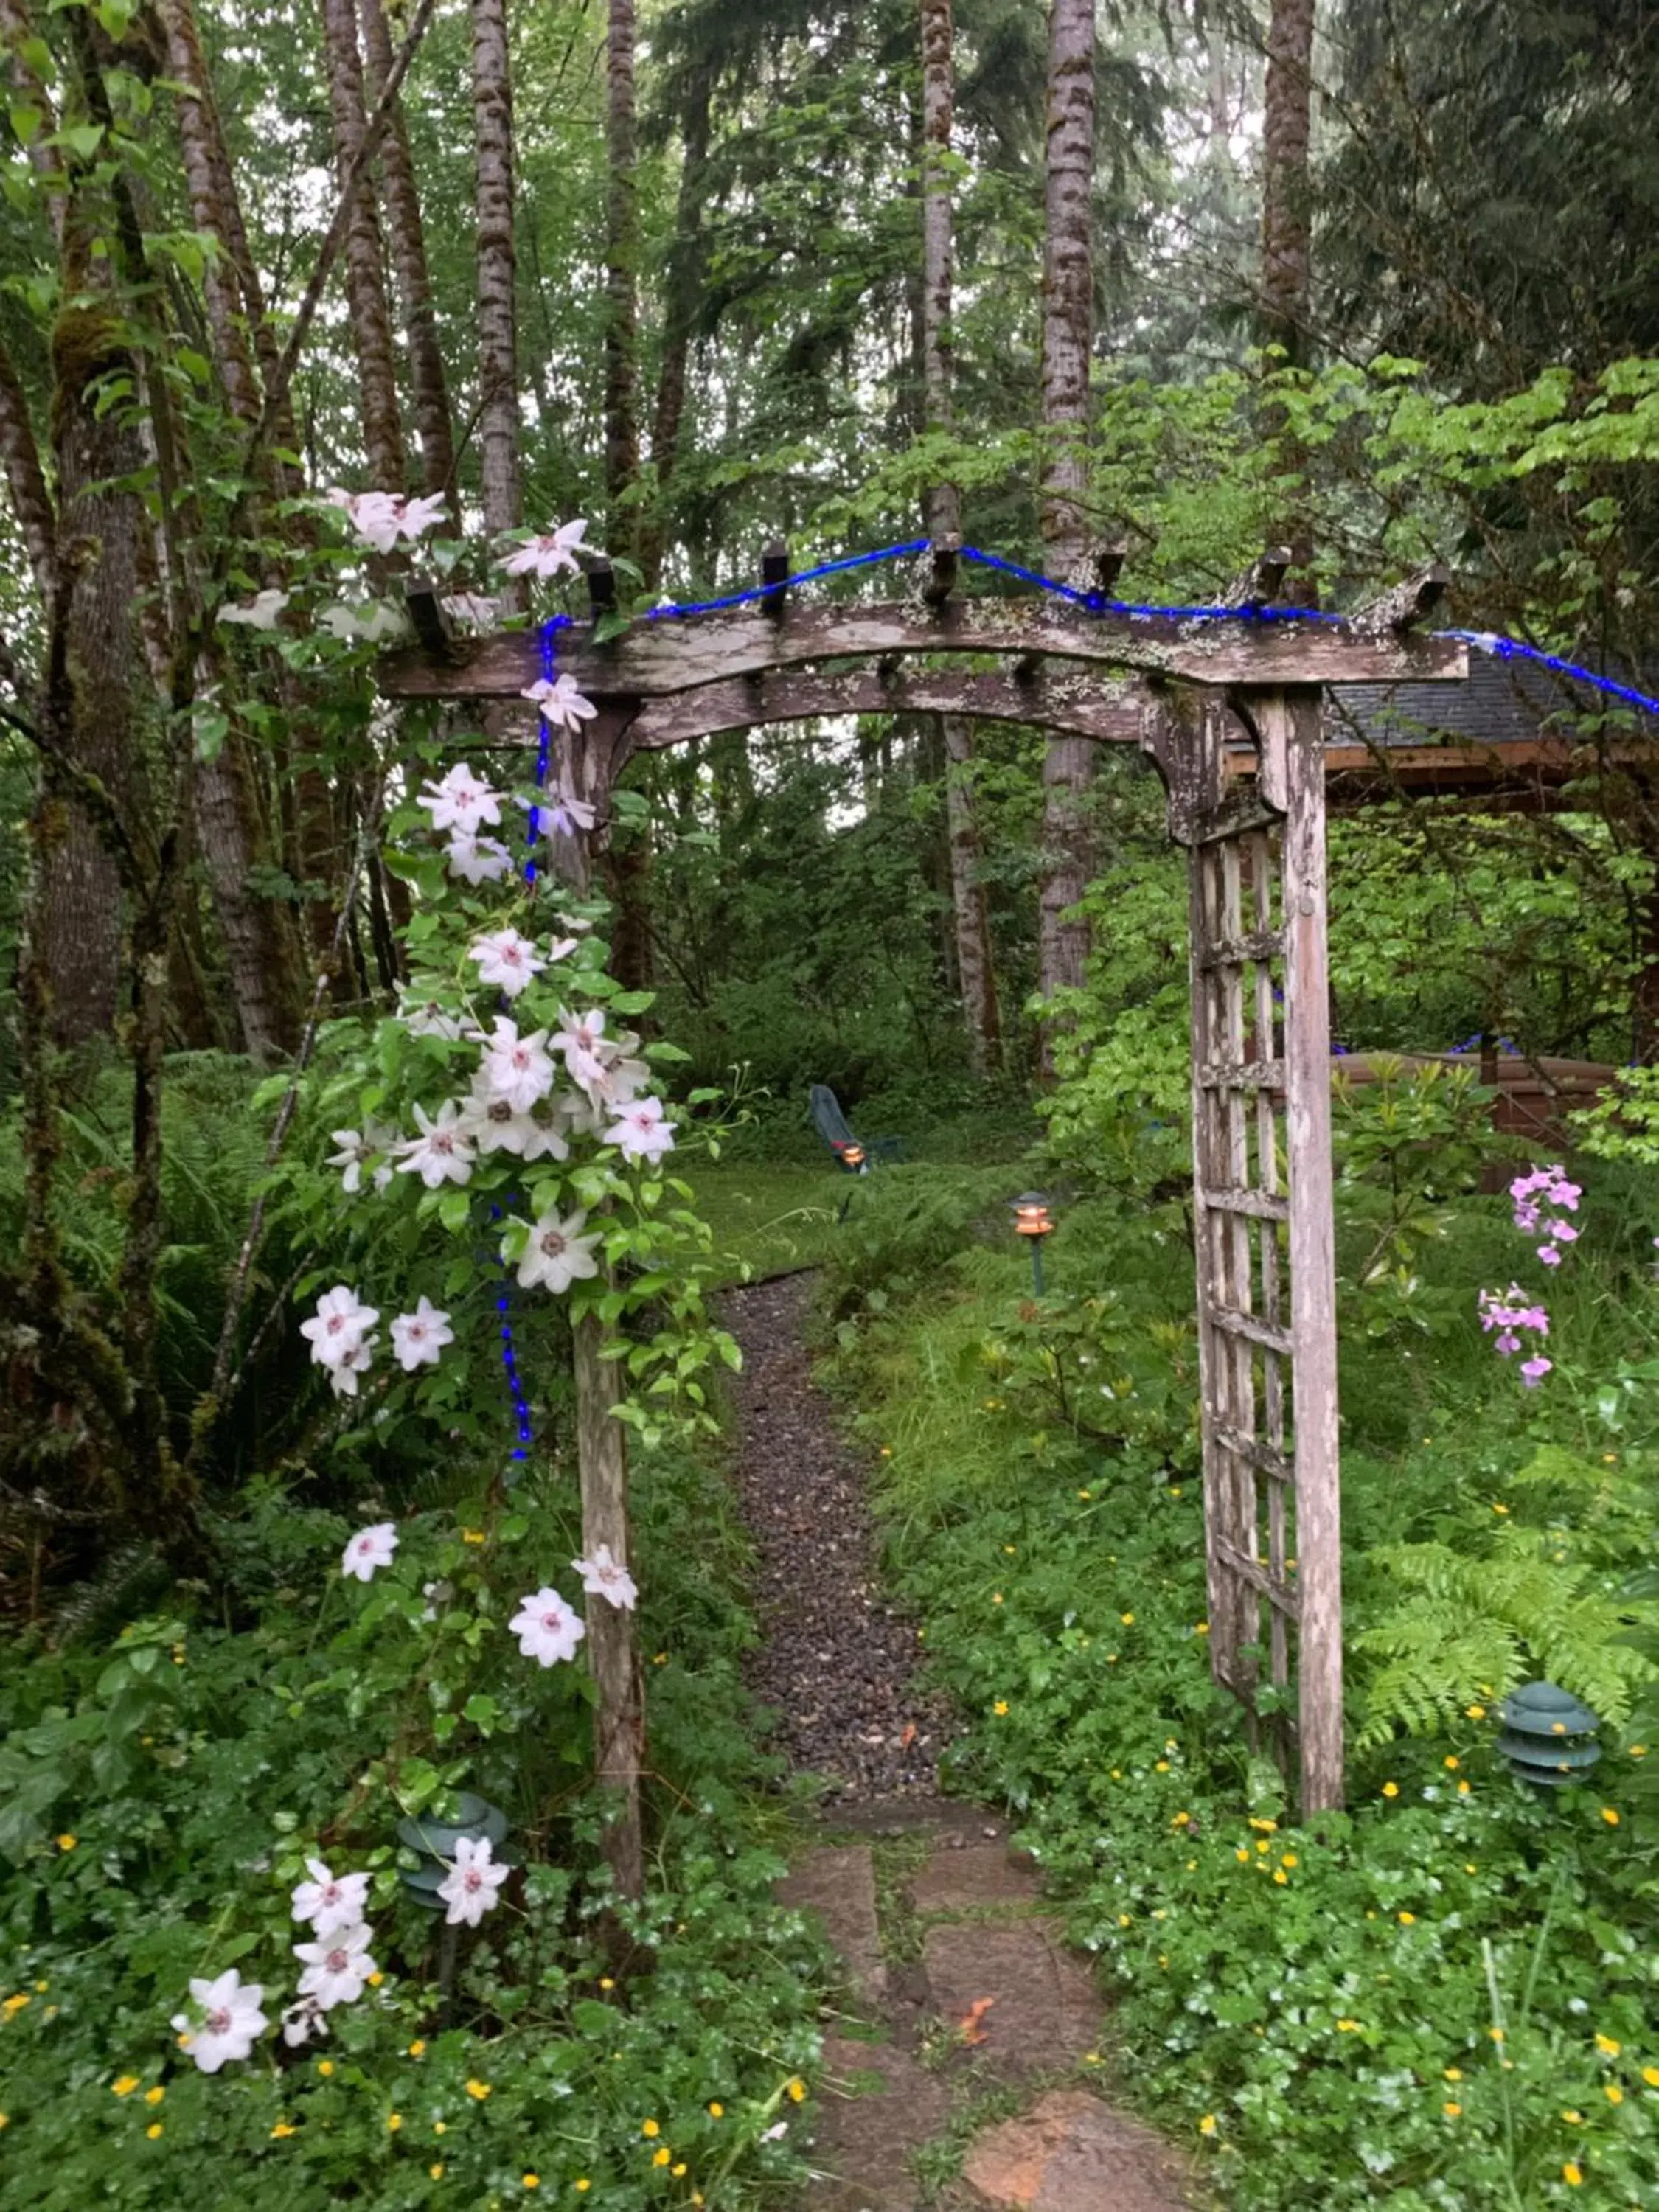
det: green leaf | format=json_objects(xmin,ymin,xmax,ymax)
[{"xmin": 56, "ymin": 122, "xmax": 105, "ymax": 162}]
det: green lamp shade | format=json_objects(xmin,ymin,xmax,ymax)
[
  {"xmin": 396, "ymin": 1792, "xmax": 513, "ymax": 1910},
  {"xmin": 1495, "ymin": 1681, "xmax": 1600, "ymax": 1788}
]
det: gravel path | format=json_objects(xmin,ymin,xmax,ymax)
[{"xmin": 720, "ymin": 1272, "xmax": 954, "ymax": 1801}]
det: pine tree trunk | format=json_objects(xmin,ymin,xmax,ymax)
[
  {"xmin": 605, "ymin": 0, "xmax": 641, "ymax": 561},
  {"xmin": 1037, "ymin": 0, "xmax": 1096, "ymax": 1036},
  {"xmin": 1261, "ymin": 0, "xmax": 1316, "ymax": 366},
  {"xmin": 920, "ymin": 0, "xmax": 958, "ymax": 543},
  {"xmin": 160, "ymin": 0, "xmax": 311, "ymax": 1058},
  {"xmin": 472, "ymin": 0, "xmax": 522, "ymax": 566},
  {"xmin": 942, "ymin": 717, "xmax": 1003, "ymax": 1074},
  {"xmin": 919, "ymin": 0, "xmax": 1001, "ymax": 1072},
  {"xmin": 43, "ymin": 296, "xmax": 145, "ymax": 1047},
  {"xmin": 319, "ymin": 0, "xmax": 407, "ymax": 491},
  {"xmin": 360, "ymin": 0, "xmax": 459, "ymax": 519},
  {"xmin": 639, "ymin": 60, "xmax": 713, "ymax": 592}
]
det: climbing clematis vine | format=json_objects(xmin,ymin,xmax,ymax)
[
  {"xmin": 341, "ymin": 1523, "xmax": 398, "ymax": 1582},
  {"xmin": 573, "ymin": 1543, "xmax": 638, "ymax": 1613},
  {"xmin": 500, "ymin": 517, "xmax": 590, "ymax": 578}
]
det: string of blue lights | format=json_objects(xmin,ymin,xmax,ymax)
[
  {"xmin": 623, "ymin": 535, "xmax": 1659, "ymax": 720},
  {"xmin": 493, "ymin": 616, "xmax": 579, "ymax": 1461}
]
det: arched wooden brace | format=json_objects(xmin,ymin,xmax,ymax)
[{"xmin": 376, "ymin": 585, "xmax": 1466, "ymax": 1823}]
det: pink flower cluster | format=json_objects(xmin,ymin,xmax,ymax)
[
  {"xmin": 1477, "ymin": 1284, "xmax": 1552, "ymax": 1386},
  {"xmin": 1509, "ymin": 1163, "xmax": 1582, "ymax": 1268}
]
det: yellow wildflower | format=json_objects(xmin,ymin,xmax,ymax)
[
  {"xmin": 993, "ymin": 1700, "xmax": 1009, "ymax": 1717},
  {"xmin": 1564, "ymin": 2165, "xmax": 1583, "ymax": 2188},
  {"xmin": 653, "ymin": 2147, "xmax": 671, "ymax": 2167},
  {"xmin": 56, "ymin": 1834, "xmax": 77, "ymax": 1852},
  {"xmin": 522, "ymin": 2177, "xmax": 540, "ymax": 2191},
  {"xmin": 430, "ymin": 2165, "xmax": 445, "ymax": 2181},
  {"xmin": 317, "ymin": 2059, "xmax": 335, "ymax": 2077},
  {"xmin": 386, "ymin": 2114, "xmax": 402, "ymax": 2132},
  {"xmin": 1643, "ymin": 2067, "xmax": 1659, "ymax": 2088},
  {"xmin": 1596, "ymin": 2034, "xmax": 1621, "ymax": 2056},
  {"xmin": 271, "ymin": 2122, "xmax": 296, "ymax": 2140},
  {"xmin": 1605, "ymin": 2084, "xmax": 1624, "ymax": 2105},
  {"xmin": 145, "ymin": 2087, "xmax": 164, "ymax": 2107},
  {"xmin": 1398, "ymin": 1911, "xmax": 1416, "ymax": 1925},
  {"xmin": 787, "ymin": 2077, "xmax": 807, "ymax": 2102},
  {"xmin": 145, "ymin": 2123, "xmax": 163, "ymax": 2140},
  {"xmin": 112, "ymin": 2076, "xmax": 141, "ymax": 2098},
  {"xmin": 1601, "ymin": 1808, "xmax": 1620, "ymax": 1826},
  {"xmin": 1121, "ymin": 1612, "xmax": 1135, "ymax": 1626},
  {"xmin": 408, "ymin": 2040, "xmax": 426, "ymax": 2058},
  {"xmin": 462, "ymin": 1528, "xmax": 486, "ymax": 1544},
  {"xmin": 466, "ymin": 2079, "xmax": 493, "ymax": 2101},
  {"xmin": 1466, "ymin": 1705, "xmax": 1486, "ymax": 1720},
  {"xmin": 1444, "ymin": 2102, "xmax": 1462, "ymax": 2118},
  {"xmin": 1382, "ymin": 1782, "xmax": 1399, "ymax": 1798},
  {"xmin": 1198, "ymin": 2114, "xmax": 1217, "ymax": 2137},
  {"xmin": 708, "ymin": 2102, "xmax": 724, "ymax": 2118},
  {"xmin": 4, "ymin": 1994, "xmax": 31, "ymax": 2017}
]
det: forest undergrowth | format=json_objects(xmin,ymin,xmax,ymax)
[{"xmin": 814, "ymin": 1151, "xmax": 1659, "ymax": 2212}]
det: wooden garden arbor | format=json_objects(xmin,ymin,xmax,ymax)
[{"xmin": 378, "ymin": 540, "xmax": 1468, "ymax": 1818}]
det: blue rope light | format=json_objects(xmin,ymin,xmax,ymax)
[
  {"xmin": 1439, "ymin": 629, "xmax": 1659, "ymax": 722},
  {"xmin": 613, "ymin": 535, "xmax": 1659, "ymax": 722},
  {"xmin": 524, "ymin": 612, "xmax": 572, "ymax": 888},
  {"xmin": 493, "ymin": 615, "xmax": 577, "ymax": 1461}
]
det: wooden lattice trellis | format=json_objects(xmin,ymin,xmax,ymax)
[{"xmin": 378, "ymin": 542, "xmax": 1467, "ymax": 1824}]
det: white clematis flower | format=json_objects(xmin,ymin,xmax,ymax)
[
  {"xmin": 300, "ymin": 1285, "xmax": 379, "ymax": 1371},
  {"xmin": 171, "ymin": 1970, "xmax": 268, "ymax": 2073},
  {"xmin": 280, "ymin": 1994, "xmax": 329, "ymax": 2048},
  {"xmin": 319, "ymin": 599, "xmax": 408, "ymax": 644},
  {"xmin": 395, "ymin": 1100, "xmax": 476, "ymax": 1189},
  {"xmin": 458, "ymin": 1078, "xmax": 571, "ymax": 1161},
  {"xmin": 390, "ymin": 1297, "xmax": 453, "ymax": 1373},
  {"xmin": 445, "ymin": 832, "xmax": 514, "ymax": 886},
  {"xmin": 218, "ymin": 588, "xmax": 289, "ymax": 631},
  {"xmin": 327, "ymin": 1124, "xmax": 396, "ymax": 1195},
  {"xmin": 325, "ymin": 487, "xmax": 448, "ymax": 553},
  {"xmin": 416, "ymin": 763, "xmax": 503, "ymax": 838},
  {"xmin": 500, "ymin": 518, "xmax": 590, "ymax": 580},
  {"xmin": 479, "ymin": 1018, "xmax": 557, "ymax": 1115},
  {"xmin": 293, "ymin": 1920, "xmax": 378, "ymax": 2010},
  {"xmin": 437, "ymin": 1834, "xmax": 509, "ymax": 1927},
  {"xmin": 442, "ymin": 591, "xmax": 498, "ymax": 627},
  {"xmin": 468, "ymin": 928, "xmax": 546, "ymax": 999},
  {"xmin": 291, "ymin": 1857, "xmax": 372, "ymax": 1938},
  {"xmin": 329, "ymin": 1333, "xmax": 378, "ymax": 1397},
  {"xmin": 602, "ymin": 1093, "xmax": 676, "ymax": 1165},
  {"xmin": 508, "ymin": 1585, "xmax": 586, "ymax": 1666},
  {"xmin": 511, "ymin": 1208, "xmax": 601, "ymax": 1295},
  {"xmin": 521, "ymin": 672, "xmax": 599, "ymax": 734},
  {"xmin": 341, "ymin": 1521, "xmax": 398, "ymax": 1581},
  {"xmin": 572, "ymin": 1542, "xmax": 639, "ymax": 1613}
]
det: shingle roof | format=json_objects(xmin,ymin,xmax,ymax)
[{"xmin": 1329, "ymin": 651, "xmax": 1657, "ymax": 751}]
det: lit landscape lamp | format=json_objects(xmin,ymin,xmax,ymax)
[{"xmin": 1009, "ymin": 1192, "xmax": 1057, "ymax": 1295}]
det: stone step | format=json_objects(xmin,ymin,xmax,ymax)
[
  {"xmin": 776, "ymin": 1843, "xmax": 888, "ymax": 2005},
  {"xmin": 959, "ymin": 2090, "xmax": 1197, "ymax": 2212}
]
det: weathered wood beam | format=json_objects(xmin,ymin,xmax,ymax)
[
  {"xmin": 614, "ymin": 664, "xmax": 1144, "ymax": 751},
  {"xmin": 1353, "ymin": 563, "xmax": 1450, "ymax": 635},
  {"xmin": 586, "ymin": 561, "xmax": 617, "ymax": 618},
  {"xmin": 404, "ymin": 577, "xmax": 458, "ymax": 660},
  {"xmin": 923, "ymin": 534, "xmax": 960, "ymax": 608},
  {"xmin": 761, "ymin": 538, "xmax": 790, "ymax": 619},
  {"xmin": 376, "ymin": 599, "xmax": 1469, "ymax": 700},
  {"xmin": 1222, "ymin": 544, "xmax": 1293, "ymax": 611}
]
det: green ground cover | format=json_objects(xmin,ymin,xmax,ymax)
[
  {"xmin": 814, "ymin": 1164, "xmax": 1659, "ymax": 2211},
  {"xmin": 0, "ymin": 1430, "xmax": 827, "ymax": 2211}
]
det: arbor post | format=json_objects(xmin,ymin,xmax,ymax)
[
  {"xmin": 571, "ymin": 1305, "xmax": 646, "ymax": 1901},
  {"xmin": 1275, "ymin": 686, "xmax": 1344, "ymax": 1812}
]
